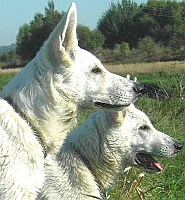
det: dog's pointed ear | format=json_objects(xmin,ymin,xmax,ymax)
[
  {"xmin": 59, "ymin": 2, "xmax": 78, "ymax": 53},
  {"xmin": 44, "ymin": 2, "xmax": 78, "ymax": 67}
]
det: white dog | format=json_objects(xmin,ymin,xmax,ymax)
[
  {"xmin": 37, "ymin": 104, "xmax": 182, "ymax": 200},
  {"xmin": 0, "ymin": 99, "xmax": 44, "ymax": 199},
  {"xmin": 0, "ymin": 2, "xmax": 142, "ymax": 199},
  {"xmin": 2, "ymin": 2, "xmax": 141, "ymax": 155}
]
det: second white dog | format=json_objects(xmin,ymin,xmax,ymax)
[{"xmin": 37, "ymin": 104, "xmax": 182, "ymax": 200}]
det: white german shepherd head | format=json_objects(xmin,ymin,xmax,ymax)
[
  {"xmin": 118, "ymin": 104, "xmax": 182, "ymax": 173},
  {"xmin": 2, "ymin": 3, "xmax": 142, "ymax": 153},
  {"xmin": 35, "ymin": 2, "xmax": 142, "ymax": 109},
  {"xmin": 65, "ymin": 104, "xmax": 182, "ymax": 191}
]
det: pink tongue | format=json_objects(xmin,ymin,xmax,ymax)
[{"xmin": 153, "ymin": 162, "xmax": 164, "ymax": 171}]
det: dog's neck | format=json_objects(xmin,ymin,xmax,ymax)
[
  {"xmin": 66, "ymin": 110, "xmax": 128, "ymax": 193},
  {"xmin": 4, "ymin": 96, "xmax": 48, "ymax": 158},
  {"xmin": 2, "ymin": 59, "xmax": 79, "ymax": 154},
  {"xmin": 24, "ymin": 96, "xmax": 78, "ymax": 154}
]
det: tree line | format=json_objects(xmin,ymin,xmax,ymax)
[
  {"xmin": 97, "ymin": 0, "xmax": 185, "ymax": 63},
  {"xmin": 1, "ymin": 0, "xmax": 185, "ymax": 68}
]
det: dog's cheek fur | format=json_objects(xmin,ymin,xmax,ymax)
[{"xmin": 127, "ymin": 106, "xmax": 180, "ymax": 158}]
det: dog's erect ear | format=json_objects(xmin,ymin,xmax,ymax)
[
  {"xmin": 59, "ymin": 2, "xmax": 78, "ymax": 53},
  {"xmin": 44, "ymin": 2, "xmax": 78, "ymax": 67}
]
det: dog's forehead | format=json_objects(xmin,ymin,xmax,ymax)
[
  {"xmin": 126, "ymin": 105, "xmax": 149, "ymax": 122},
  {"xmin": 75, "ymin": 48, "xmax": 101, "ymax": 67}
]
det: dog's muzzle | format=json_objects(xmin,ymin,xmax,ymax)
[
  {"xmin": 133, "ymin": 82, "xmax": 144, "ymax": 94},
  {"xmin": 174, "ymin": 141, "xmax": 183, "ymax": 152},
  {"xmin": 135, "ymin": 140, "xmax": 182, "ymax": 174}
]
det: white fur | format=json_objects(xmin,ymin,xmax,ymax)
[
  {"xmin": 1, "ymin": 3, "xmax": 141, "ymax": 199},
  {"xmin": 37, "ymin": 104, "xmax": 181, "ymax": 200},
  {"xmin": 0, "ymin": 99, "xmax": 44, "ymax": 199},
  {"xmin": 2, "ymin": 2, "xmax": 140, "ymax": 154}
]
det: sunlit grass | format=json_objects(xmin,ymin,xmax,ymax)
[{"xmin": 105, "ymin": 61, "xmax": 185, "ymax": 76}]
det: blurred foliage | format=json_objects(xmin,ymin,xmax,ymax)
[{"xmin": 3, "ymin": 0, "xmax": 185, "ymax": 68}]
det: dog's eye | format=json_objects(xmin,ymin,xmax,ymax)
[
  {"xmin": 91, "ymin": 67, "xmax": 101, "ymax": 74},
  {"xmin": 139, "ymin": 125, "xmax": 150, "ymax": 131}
]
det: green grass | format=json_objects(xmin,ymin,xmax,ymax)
[
  {"xmin": 0, "ymin": 73, "xmax": 17, "ymax": 94},
  {"xmin": 1, "ymin": 62, "xmax": 185, "ymax": 199},
  {"xmin": 106, "ymin": 63, "xmax": 185, "ymax": 200}
]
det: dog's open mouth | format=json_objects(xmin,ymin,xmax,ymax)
[
  {"xmin": 135, "ymin": 153, "xmax": 164, "ymax": 173},
  {"xmin": 94, "ymin": 102, "xmax": 129, "ymax": 109}
]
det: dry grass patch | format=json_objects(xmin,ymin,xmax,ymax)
[
  {"xmin": 0, "ymin": 68, "xmax": 21, "ymax": 74},
  {"xmin": 105, "ymin": 61, "xmax": 185, "ymax": 75},
  {"xmin": 1, "ymin": 61, "xmax": 185, "ymax": 75}
]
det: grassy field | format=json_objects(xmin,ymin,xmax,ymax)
[
  {"xmin": 106, "ymin": 61, "xmax": 185, "ymax": 200},
  {"xmin": 0, "ymin": 68, "xmax": 21, "ymax": 95},
  {"xmin": 1, "ymin": 61, "xmax": 185, "ymax": 199}
]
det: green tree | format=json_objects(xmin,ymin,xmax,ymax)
[
  {"xmin": 0, "ymin": 52, "xmax": 9, "ymax": 63},
  {"xmin": 137, "ymin": 36, "xmax": 163, "ymax": 62},
  {"xmin": 97, "ymin": 0, "xmax": 140, "ymax": 48},
  {"xmin": 77, "ymin": 25, "xmax": 105, "ymax": 53},
  {"xmin": 77, "ymin": 25, "xmax": 92, "ymax": 51},
  {"xmin": 16, "ymin": 1, "xmax": 64, "ymax": 61},
  {"xmin": 16, "ymin": 24, "xmax": 31, "ymax": 61},
  {"xmin": 0, "ymin": 49, "xmax": 20, "ymax": 68},
  {"xmin": 16, "ymin": 1, "xmax": 104, "ymax": 61},
  {"xmin": 90, "ymin": 29, "xmax": 105, "ymax": 53},
  {"xmin": 120, "ymin": 42, "xmax": 130, "ymax": 56},
  {"xmin": 9, "ymin": 50, "xmax": 19, "ymax": 66},
  {"xmin": 97, "ymin": 0, "xmax": 185, "ymax": 57},
  {"xmin": 134, "ymin": 14, "xmax": 155, "ymax": 41}
]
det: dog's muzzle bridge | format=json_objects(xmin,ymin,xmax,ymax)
[{"xmin": 4, "ymin": 97, "xmax": 47, "ymax": 158}]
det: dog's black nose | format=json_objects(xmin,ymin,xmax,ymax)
[
  {"xmin": 174, "ymin": 142, "xmax": 183, "ymax": 151},
  {"xmin": 133, "ymin": 82, "xmax": 144, "ymax": 94}
]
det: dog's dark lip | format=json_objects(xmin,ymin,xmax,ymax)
[
  {"xmin": 135, "ymin": 153, "xmax": 164, "ymax": 173},
  {"xmin": 94, "ymin": 102, "xmax": 130, "ymax": 109},
  {"xmin": 137, "ymin": 93, "xmax": 142, "ymax": 97}
]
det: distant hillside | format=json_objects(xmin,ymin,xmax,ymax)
[{"xmin": 0, "ymin": 44, "xmax": 16, "ymax": 55}]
